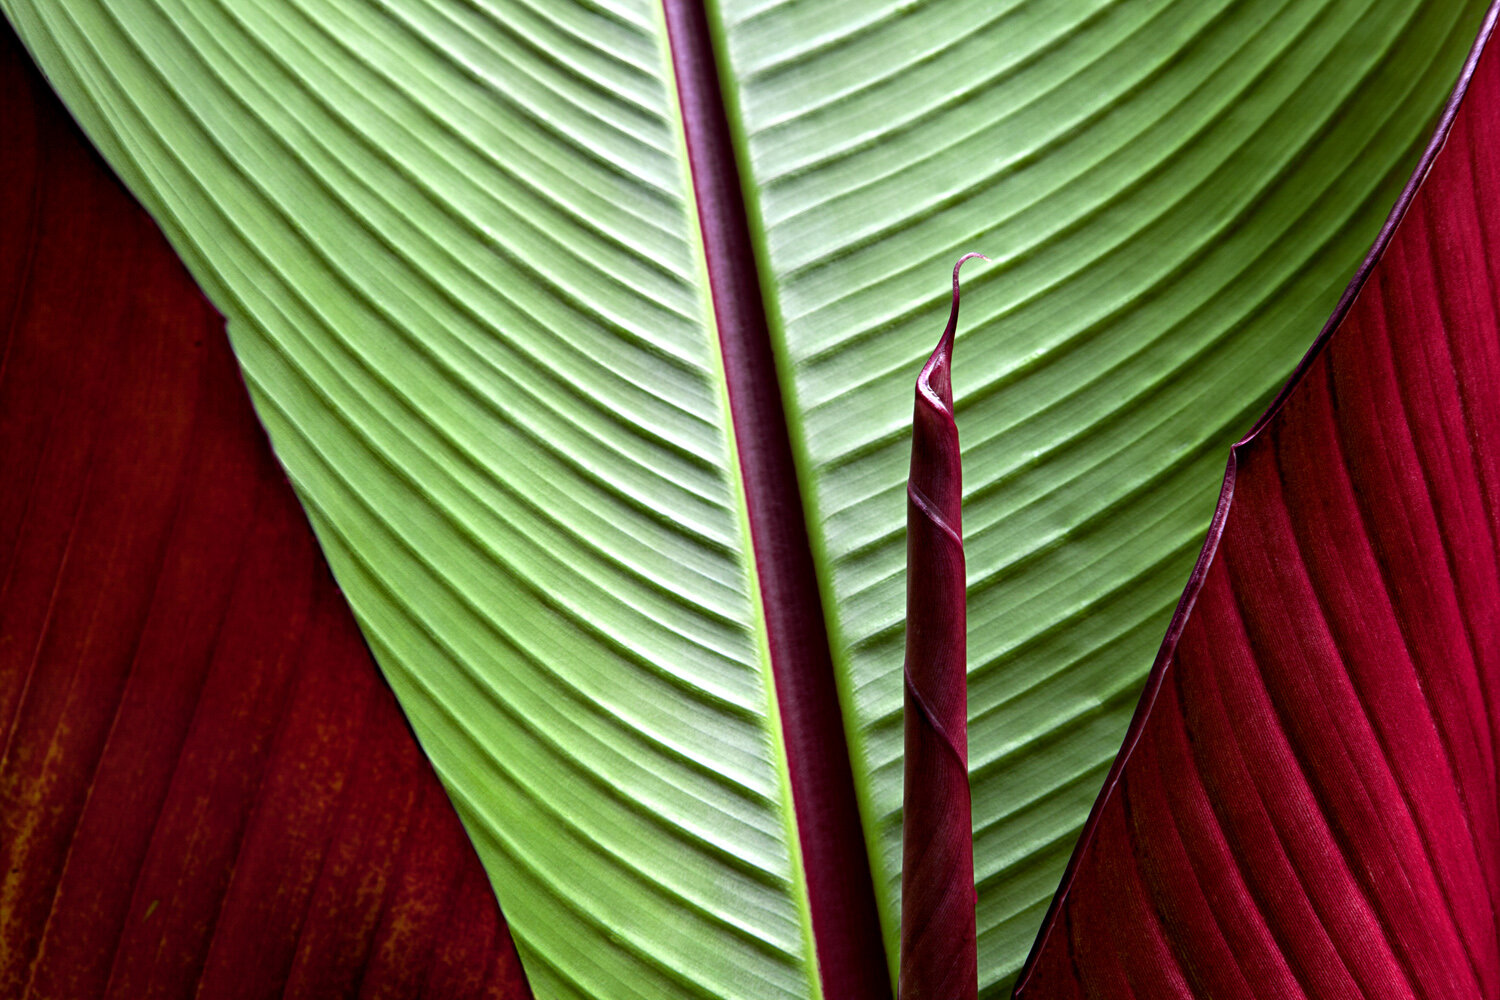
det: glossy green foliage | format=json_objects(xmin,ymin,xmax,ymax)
[
  {"xmin": 3, "ymin": 1, "xmax": 1485, "ymax": 996},
  {"xmin": 6, "ymin": 5, "xmax": 815, "ymax": 998}
]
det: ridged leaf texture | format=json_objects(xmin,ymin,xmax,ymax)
[
  {"xmin": 1018, "ymin": 8, "xmax": 1500, "ymax": 993},
  {"xmin": 1, "ymin": 0, "xmax": 1490, "ymax": 996}
]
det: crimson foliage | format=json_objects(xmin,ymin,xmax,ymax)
[
  {"xmin": 1016, "ymin": 8, "xmax": 1500, "ymax": 997},
  {"xmin": 0, "ymin": 27, "xmax": 530, "ymax": 1000}
]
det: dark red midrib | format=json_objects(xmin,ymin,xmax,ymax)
[{"xmin": 659, "ymin": 4, "xmax": 892, "ymax": 998}]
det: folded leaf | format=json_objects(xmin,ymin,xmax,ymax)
[
  {"xmin": 1017, "ymin": 4, "xmax": 1500, "ymax": 995},
  {"xmin": 900, "ymin": 254, "xmax": 982, "ymax": 1000},
  {"xmin": 0, "ymin": 27, "xmax": 528, "ymax": 999}
]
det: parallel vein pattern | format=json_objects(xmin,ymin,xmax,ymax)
[
  {"xmin": 11, "ymin": 1, "xmax": 1494, "ymax": 996},
  {"xmin": 1, "ymin": 2, "xmax": 819, "ymax": 998},
  {"xmin": 1019, "ymin": 7, "xmax": 1500, "ymax": 993},
  {"xmin": 709, "ymin": 0, "xmax": 1491, "ymax": 991},
  {"xmin": 0, "ymin": 27, "xmax": 529, "ymax": 998}
]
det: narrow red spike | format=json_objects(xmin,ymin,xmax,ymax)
[{"xmin": 900, "ymin": 253, "xmax": 986, "ymax": 1000}]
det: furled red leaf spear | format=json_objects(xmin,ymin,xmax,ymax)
[{"xmin": 901, "ymin": 253, "xmax": 985, "ymax": 1000}]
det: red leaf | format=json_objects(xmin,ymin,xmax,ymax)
[
  {"xmin": 901, "ymin": 253, "xmax": 985, "ymax": 1000},
  {"xmin": 0, "ymin": 25, "xmax": 530, "ymax": 1000},
  {"xmin": 1015, "ymin": 4, "xmax": 1500, "ymax": 997}
]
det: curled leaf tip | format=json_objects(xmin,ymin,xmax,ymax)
[
  {"xmin": 940, "ymin": 253, "xmax": 987, "ymax": 343},
  {"xmin": 950, "ymin": 251, "xmax": 988, "ymax": 301},
  {"xmin": 922, "ymin": 253, "xmax": 987, "ymax": 403}
]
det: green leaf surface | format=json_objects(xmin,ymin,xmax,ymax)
[
  {"xmin": 2, "ymin": 0, "xmax": 1486, "ymax": 997},
  {"xmin": 5, "ymin": 4, "xmax": 815, "ymax": 998}
]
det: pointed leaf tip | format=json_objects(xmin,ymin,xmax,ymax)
[
  {"xmin": 947, "ymin": 253, "xmax": 989, "ymax": 333},
  {"xmin": 920, "ymin": 254, "xmax": 987, "ymax": 407},
  {"xmin": 900, "ymin": 262, "xmax": 979, "ymax": 1000}
]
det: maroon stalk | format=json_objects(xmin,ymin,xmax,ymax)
[
  {"xmin": 901, "ymin": 254, "xmax": 984, "ymax": 1000},
  {"xmin": 660, "ymin": 4, "xmax": 891, "ymax": 997}
]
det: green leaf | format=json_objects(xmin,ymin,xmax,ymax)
[
  {"xmin": 7, "ymin": 4, "xmax": 815, "ymax": 998},
  {"xmin": 2, "ymin": 0, "xmax": 1487, "ymax": 997}
]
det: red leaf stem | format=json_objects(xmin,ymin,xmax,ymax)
[{"xmin": 659, "ymin": 4, "xmax": 891, "ymax": 996}]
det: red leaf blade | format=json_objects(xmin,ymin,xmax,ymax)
[
  {"xmin": 0, "ymin": 26, "xmax": 530, "ymax": 1000},
  {"xmin": 1016, "ymin": 4, "xmax": 1500, "ymax": 997}
]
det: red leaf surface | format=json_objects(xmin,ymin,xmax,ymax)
[
  {"xmin": 1015, "ymin": 4, "xmax": 1500, "ymax": 998},
  {"xmin": 901, "ymin": 254, "xmax": 984, "ymax": 1000},
  {"xmin": 0, "ymin": 26, "xmax": 530, "ymax": 1000}
]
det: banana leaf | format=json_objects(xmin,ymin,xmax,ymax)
[{"xmin": 1, "ymin": 0, "xmax": 1488, "ymax": 995}]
